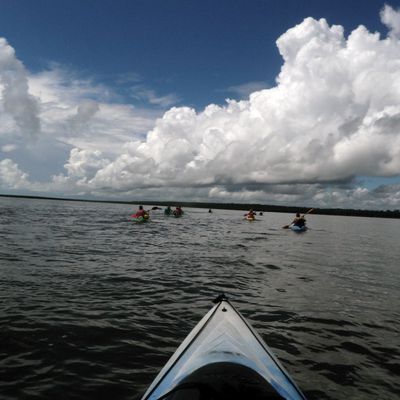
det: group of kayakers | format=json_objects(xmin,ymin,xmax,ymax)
[
  {"xmin": 244, "ymin": 208, "xmax": 310, "ymax": 230},
  {"xmin": 132, "ymin": 205, "xmax": 312, "ymax": 229},
  {"xmin": 164, "ymin": 205, "xmax": 184, "ymax": 217},
  {"xmin": 132, "ymin": 205, "xmax": 185, "ymax": 222}
]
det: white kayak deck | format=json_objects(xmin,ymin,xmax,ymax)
[{"xmin": 141, "ymin": 298, "xmax": 306, "ymax": 400}]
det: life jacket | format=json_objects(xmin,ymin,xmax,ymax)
[
  {"xmin": 135, "ymin": 209, "xmax": 146, "ymax": 218},
  {"xmin": 294, "ymin": 217, "xmax": 305, "ymax": 227}
]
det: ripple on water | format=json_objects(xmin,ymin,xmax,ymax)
[{"xmin": 1, "ymin": 199, "xmax": 400, "ymax": 400}]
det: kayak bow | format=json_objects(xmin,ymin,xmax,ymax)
[
  {"xmin": 141, "ymin": 295, "xmax": 307, "ymax": 400},
  {"xmin": 289, "ymin": 225, "xmax": 307, "ymax": 232}
]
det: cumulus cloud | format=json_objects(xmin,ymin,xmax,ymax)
[
  {"xmin": 86, "ymin": 11, "xmax": 400, "ymax": 204},
  {"xmin": 0, "ymin": 38, "xmax": 40, "ymax": 138},
  {"xmin": 64, "ymin": 148, "xmax": 109, "ymax": 180},
  {"xmin": 1, "ymin": 6, "xmax": 400, "ymax": 209},
  {"xmin": 0, "ymin": 159, "xmax": 29, "ymax": 188},
  {"xmin": 380, "ymin": 4, "xmax": 400, "ymax": 38},
  {"xmin": 226, "ymin": 81, "xmax": 270, "ymax": 99}
]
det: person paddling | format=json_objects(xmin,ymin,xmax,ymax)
[
  {"xmin": 283, "ymin": 208, "xmax": 314, "ymax": 229},
  {"xmin": 173, "ymin": 206, "xmax": 183, "ymax": 217},
  {"xmin": 164, "ymin": 205, "xmax": 172, "ymax": 215},
  {"xmin": 133, "ymin": 205, "xmax": 148, "ymax": 218},
  {"xmin": 244, "ymin": 209, "xmax": 256, "ymax": 219},
  {"xmin": 292, "ymin": 212, "xmax": 305, "ymax": 227}
]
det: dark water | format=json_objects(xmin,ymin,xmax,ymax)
[{"xmin": 0, "ymin": 198, "xmax": 399, "ymax": 400}]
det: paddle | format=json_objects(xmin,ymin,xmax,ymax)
[{"xmin": 282, "ymin": 208, "xmax": 314, "ymax": 229}]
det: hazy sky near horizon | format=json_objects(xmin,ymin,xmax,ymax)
[{"xmin": 1, "ymin": 0, "xmax": 400, "ymax": 209}]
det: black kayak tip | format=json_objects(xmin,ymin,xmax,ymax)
[{"xmin": 213, "ymin": 293, "xmax": 228, "ymax": 303}]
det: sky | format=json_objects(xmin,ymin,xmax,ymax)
[{"xmin": 1, "ymin": 0, "xmax": 400, "ymax": 209}]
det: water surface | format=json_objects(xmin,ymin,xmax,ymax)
[{"xmin": 0, "ymin": 198, "xmax": 399, "ymax": 399}]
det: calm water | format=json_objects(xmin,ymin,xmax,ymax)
[{"xmin": 0, "ymin": 198, "xmax": 399, "ymax": 400}]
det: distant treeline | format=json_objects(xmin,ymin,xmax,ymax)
[
  {"xmin": 1, "ymin": 194, "xmax": 399, "ymax": 219},
  {"xmin": 139, "ymin": 201, "xmax": 400, "ymax": 219}
]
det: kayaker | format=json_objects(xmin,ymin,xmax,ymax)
[
  {"xmin": 245, "ymin": 209, "xmax": 256, "ymax": 218},
  {"xmin": 173, "ymin": 206, "xmax": 183, "ymax": 216},
  {"xmin": 164, "ymin": 206, "xmax": 172, "ymax": 215},
  {"xmin": 283, "ymin": 208, "xmax": 314, "ymax": 229},
  {"xmin": 292, "ymin": 212, "xmax": 306, "ymax": 227},
  {"xmin": 134, "ymin": 205, "xmax": 147, "ymax": 218}
]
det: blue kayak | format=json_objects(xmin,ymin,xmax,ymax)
[
  {"xmin": 141, "ymin": 295, "xmax": 307, "ymax": 399},
  {"xmin": 290, "ymin": 224, "xmax": 307, "ymax": 232}
]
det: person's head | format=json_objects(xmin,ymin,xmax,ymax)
[
  {"xmin": 139, "ymin": 205, "xmax": 143, "ymax": 210},
  {"xmin": 296, "ymin": 212, "xmax": 300, "ymax": 217}
]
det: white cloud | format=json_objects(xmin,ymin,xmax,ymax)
[
  {"xmin": 1, "ymin": 144, "xmax": 17, "ymax": 152},
  {"xmin": 130, "ymin": 85, "xmax": 180, "ymax": 108},
  {"xmin": 28, "ymin": 66, "xmax": 159, "ymax": 155},
  {"xmin": 85, "ymin": 11, "xmax": 400, "ymax": 207},
  {"xmin": 72, "ymin": 100, "xmax": 100, "ymax": 123},
  {"xmin": 1, "ymin": 6, "xmax": 400, "ymax": 209},
  {"xmin": 0, "ymin": 158, "xmax": 29, "ymax": 188},
  {"xmin": 226, "ymin": 81, "xmax": 270, "ymax": 99},
  {"xmin": 0, "ymin": 38, "xmax": 40, "ymax": 138},
  {"xmin": 380, "ymin": 4, "xmax": 400, "ymax": 38},
  {"xmin": 64, "ymin": 148, "xmax": 109, "ymax": 179},
  {"xmin": 89, "ymin": 12, "xmax": 400, "ymax": 191}
]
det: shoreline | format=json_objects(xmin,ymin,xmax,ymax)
[{"xmin": 1, "ymin": 193, "xmax": 399, "ymax": 219}]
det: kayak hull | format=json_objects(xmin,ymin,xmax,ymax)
[
  {"xmin": 132, "ymin": 214, "xmax": 149, "ymax": 223},
  {"xmin": 141, "ymin": 297, "xmax": 306, "ymax": 400},
  {"xmin": 290, "ymin": 225, "xmax": 307, "ymax": 232}
]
